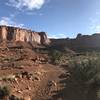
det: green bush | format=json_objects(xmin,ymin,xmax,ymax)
[
  {"xmin": 0, "ymin": 85, "xmax": 10, "ymax": 99},
  {"xmin": 50, "ymin": 50, "xmax": 62, "ymax": 65},
  {"xmin": 69, "ymin": 58, "xmax": 100, "ymax": 85}
]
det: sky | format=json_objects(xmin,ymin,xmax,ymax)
[{"xmin": 0, "ymin": 0, "xmax": 100, "ymax": 38}]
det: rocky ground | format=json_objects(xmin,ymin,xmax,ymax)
[
  {"xmin": 0, "ymin": 46, "xmax": 99, "ymax": 100},
  {"xmin": 0, "ymin": 46, "xmax": 67, "ymax": 100}
]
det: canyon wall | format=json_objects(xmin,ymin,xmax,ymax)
[
  {"xmin": 50, "ymin": 33, "xmax": 100, "ymax": 52},
  {"xmin": 0, "ymin": 26, "xmax": 50, "ymax": 46}
]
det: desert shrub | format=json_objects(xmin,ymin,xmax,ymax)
[
  {"xmin": 0, "ymin": 85, "xmax": 10, "ymax": 99},
  {"xmin": 69, "ymin": 58, "xmax": 100, "ymax": 86},
  {"xmin": 50, "ymin": 50, "xmax": 62, "ymax": 65},
  {"xmin": 4, "ymin": 56, "xmax": 16, "ymax": 62}
]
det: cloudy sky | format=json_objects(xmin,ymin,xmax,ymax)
[{"xmin": 0, "ymin": 0, "xmax": 100, "ymax": 38}]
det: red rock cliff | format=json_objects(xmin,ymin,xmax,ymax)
[{"xmin": 0, "ymin": 26, "xmax": 50, "ymax": 46}]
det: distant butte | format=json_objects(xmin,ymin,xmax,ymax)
[{"xmin": 50, "ymin": 33, "xmax": 100, "ymax": 52}]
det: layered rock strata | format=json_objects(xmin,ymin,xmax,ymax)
[{"xmin": 0, "ymin": 26, "xmax": 50, "ymax": 45}]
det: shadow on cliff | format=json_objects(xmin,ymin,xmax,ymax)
[{"xmin": 51, "ymin": 65, "xmax": 100, "ymax": 100}]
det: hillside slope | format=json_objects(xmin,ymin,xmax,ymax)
[{"xmin": 50, "ymin": 33, "xmax": 100, "ymax": 52}]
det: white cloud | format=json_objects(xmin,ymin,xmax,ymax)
[
  {"xmin": 26, "ymin": 12, "xmax": 43, "ymax": 16},
  {"xmin": 90, "ymin": 23, "xmax": 100, "ymax": 33},
  {"xmin": 96, "ymin": 11, "xmax": 100, "ymax": 16},
  {"xmin": 0, "ymin": 17, "xmax": 24, "ymax": 27},
  {"xmin": 6, "ymin": 0, "xmax": 45, "ymax": 10},
  {"xmin": 89, "ymin": 14, "xmax": 100, "ymax": 33},
  {"xmin": 0, "ymin": 17, "xmax": 9, "ymax": 25},
  {"xmin": 89, "ymin": 17, "xmax": 98, "ymax": 24},
  {"xmin": 49, "ymin": 33, "xmax": 67, "ymax": 39},
  {"xmin": 95, "ymin": 25, "xmax": 100, "ymax": 32},
  {"xmin": 92, "ymin": 25, "xmax": 100, "ymax": 32}
]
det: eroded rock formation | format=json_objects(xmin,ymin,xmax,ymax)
[{"xmin": 0, "ymin": 25, "xmax": 50, "ymax": 46}]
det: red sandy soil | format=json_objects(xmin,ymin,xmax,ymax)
[
  {"xmin": 0, "ymin": 47, "xmax": 66, "ymax": 100},
  {"xmin": 0, "ymin": 64, "xmax": 65, "ymax": 100}
]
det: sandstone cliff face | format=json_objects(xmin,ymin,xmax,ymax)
[
  {"xmin": 0, "ymin": 26, "xmax": 7, "ymax": 40},
  {"xmin": 0, "ymin": 26, "xmax": 50, "ymax": 46}
]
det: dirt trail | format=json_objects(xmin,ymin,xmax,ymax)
[{"xmin": 32, "ymin": 64, "xmax": 65, "ymax": 100}]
